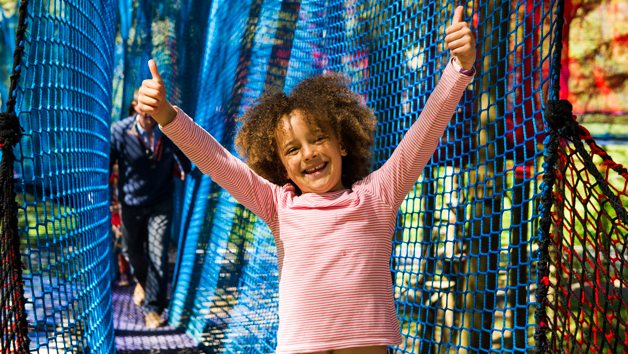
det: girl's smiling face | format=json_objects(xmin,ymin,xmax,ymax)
[{"xmin": 276, "ymin": 110, "xmax": 347, "ymax": 194}]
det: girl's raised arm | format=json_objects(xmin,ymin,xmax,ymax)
[
  {"xmin": 361, "ymin": 6, "xmax": 476, "ymax": 211},
  {"xmin": 137, "ymin": 61, "xmax": 280, "ymax": 223}
]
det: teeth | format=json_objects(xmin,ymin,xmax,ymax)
[{"xmin": 305, "ymin": 163, "xmax": 325, "ymax": 173}]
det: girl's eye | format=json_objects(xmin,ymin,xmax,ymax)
[{"xmin": 286, "ymin": 148, "xmax": 297, "ymax": 155}]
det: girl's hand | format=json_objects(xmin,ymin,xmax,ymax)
[
  {"xmin": 445, "ymin": 6, "xmax": 476, "ymax": 71},
  {"xmin": 136, "ymin": 60, "xmax": 177, "ymax": 126}
]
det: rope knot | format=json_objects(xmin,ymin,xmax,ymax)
[
  {"xmin": 0, "ymin": 112, "xmax": 23, "ymax": 147},
  {"xmin": 544, "ymin": 99, "xmax": 573, "ymax": 131}
]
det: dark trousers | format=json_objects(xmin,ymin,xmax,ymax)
[{"xmin": 120, "ymin": 198, "xmax": 173, "ymax": 314}]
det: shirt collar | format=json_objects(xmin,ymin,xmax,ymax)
[{"xmin": 133, "ymin": 114, "xmax": 162, "ymax": 150}]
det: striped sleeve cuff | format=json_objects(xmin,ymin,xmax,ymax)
[{"xmin": 451, "ymin": 57, "xmax": 475, "ymax": 76}]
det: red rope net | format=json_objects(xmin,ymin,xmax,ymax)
[{"xmin": 546, "ymin": 119, "xmax": 628, "ymax": 353}]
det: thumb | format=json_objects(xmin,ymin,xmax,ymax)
[
  {"xmin": 148, "ymin": 59, "xmax": 163, "ymax": 84},
  {"xmin": 452, "ymin": 6, "xmax": 464, "ymax": 25}
]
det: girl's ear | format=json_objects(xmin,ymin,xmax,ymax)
[{"xmin": 340, "ymin": 143, "xmax": 348, "ymax": 156}]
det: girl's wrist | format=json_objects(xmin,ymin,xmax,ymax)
[
  {"xmin": 453, "ymin": 57, "xmax": 475, "ymax": 75},
  {"xmin": 454, "ymin": 57, "xmax": 474, "ymax": 71},
  {"xmin": 155, "ymin": 102, "xmax": 177, "ymax": 127}
]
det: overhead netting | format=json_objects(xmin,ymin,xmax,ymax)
[
  {"xmin": 536, "ymin": 101, "xmax": 628, "ymax": 353},
  {"xmin": 1, "ymin": 0, "xmax": 117, "ymax": 353}
]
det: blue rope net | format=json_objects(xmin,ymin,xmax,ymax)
[
  {"xmin": 159, "ymin": 0, "xmax": 563, "ymax": 353},
  {"xmin": 109, "ymin": 1, "xmax": 212, "ymax": 277},
  {"xmin": 167, "ymin": 0, "xmax": 281, "ymax": 342},
  {"xmin": 0, "ymin": 2, "xmax": 20, "ymax": 113},
  {"xmin": 7, "ymin": 0, "xmax": 117, "ymax": 352},
  {"xmin": 0, "ymin": 0, "xmax": 577, "ymax": 352}
]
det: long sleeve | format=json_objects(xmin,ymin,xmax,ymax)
[
  {"xmin": 359, "ymin": 61, "xmax": 474, "ymax": 211},
  {"xmin": 161, "ymin": 108, "xmax": 281, "ymax": 224}
]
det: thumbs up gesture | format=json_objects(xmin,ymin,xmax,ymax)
[
  {"xmin": 137, "ymin": 59, "xmax": 177, "ymax": 126},
  {"xmin": 445, "ymin": 6, "xmax": 476, "ymax": 71}
]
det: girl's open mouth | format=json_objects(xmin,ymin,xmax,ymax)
[{"xmin": 303, "ymin": 161, "xmax": 328, "ymax": 175}]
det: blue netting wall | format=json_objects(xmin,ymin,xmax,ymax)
[
  {"xmin": 1, "ymin": 0, "xmax": 569, "ymax": 352},
  {"xmin": 168, "ymin": 0, "xmax": 280, "ymax": 341},
  {"xmin": 1, "ymin": 2, "xmax": 19, "ymax": 112},
  {"xmin": 111, "ymin": 0, "xmax": 210, "ymax": 123},
  {"xmin": 159, "ymin": 0, "xmax": 563, "ymax": 353},
  {"xmin": 108, "ymin": 0, "xmax": 212, "ymax": 265},
  {"xmin": 8, "ymin": 0, "xmax": 117, "ymax": 352}
]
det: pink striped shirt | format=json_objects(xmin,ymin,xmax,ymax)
[{"xmin": 162, "ymin": 62, "xmax": 473, "ymax": 353}]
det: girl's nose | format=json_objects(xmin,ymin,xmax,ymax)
[{"xmin": 302, "ymin": 144, "xmax": 317, "ymax": 160}]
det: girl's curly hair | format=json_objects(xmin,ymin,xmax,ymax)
[{"xmin": 235, "ymin": 72, "xmax": 377, "ymax": 189}]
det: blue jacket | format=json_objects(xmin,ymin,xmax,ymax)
[{"xmin": 110, "ymin": 115, "xmax": 191, "ymax": 206}]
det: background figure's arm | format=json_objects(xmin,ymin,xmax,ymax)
[
  {"xmin": 363, "ymin": 61, "xmax": 474, "ymax": 210},
  {"xmin": 162, "ymin": 107, "xmax": 280, "ymax": 223}
]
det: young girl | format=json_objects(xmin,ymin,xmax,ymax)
[{"xmin": 137, "ymin": 7, "xmax": 475, "ymax": 354}]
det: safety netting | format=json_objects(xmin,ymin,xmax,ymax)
[
  {"xmin": 536, "ymin": 100, "xmax": 628, "ymax": 353},
  {"xmin": 1, "ymin": 0, "xmax": 118, "ymax": 353},
  {"xmin": 2, "ymin": 0, "xmax": 628, "ymax": 353},
  {"xmin": 109, "ymin": 5, "xmax": 212, "ymax": 316},
  {"xmin": 111, "ymin": 0, "xmax": 211, "ymax": 124},
  {"xmin": 167, "ymin": 0, "xmax": 289, "ymax": 345},
  {"xmin": 0, "ymin": 1, "xmax": 20, "ymax": 113},
  {"xmin": 164, "ymin": 0, "xmax": 561, "ymax": 353}
]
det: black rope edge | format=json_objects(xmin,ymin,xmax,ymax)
[
  {"xmin": 534, "ymin": 107, "xmax": 561, "ymax": 354},
  {"xmin": 548, "ymin": 2, "xmax": 565, "ymax": 103},
  {"xmin": 534, "ymin": 0, "xmax": 567, "ymax": 349},
  {"xmin": 0, "ymin": 1, "xmax": 30, "ymax": 354}
]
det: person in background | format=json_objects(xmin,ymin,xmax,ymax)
[{"xmin": 110, "ymin": 88, "xmax": 191, "ymax": 328}]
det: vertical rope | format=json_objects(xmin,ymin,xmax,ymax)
[
  {"xmin": 534, "ymin": 0, "xmax": 567, "ymax": 350},
  {"xmin": 548, "ymin": 0, "xmax": 565, "ymax": 102},
  {"xmin": 0, "ymin": 1, "xmax": 30, "ymax": 354},
  {"xmin": 537, "ymin": 0, "xmax": 628, "ymax": 348},
  {"xmin": 534, "ymin": 99, "xmax": 570, "ymax": 353}
]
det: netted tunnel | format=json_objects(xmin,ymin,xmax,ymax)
[{"xmin": 1, "ymin": 0, "xmax": 627, "ymax": 353}]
